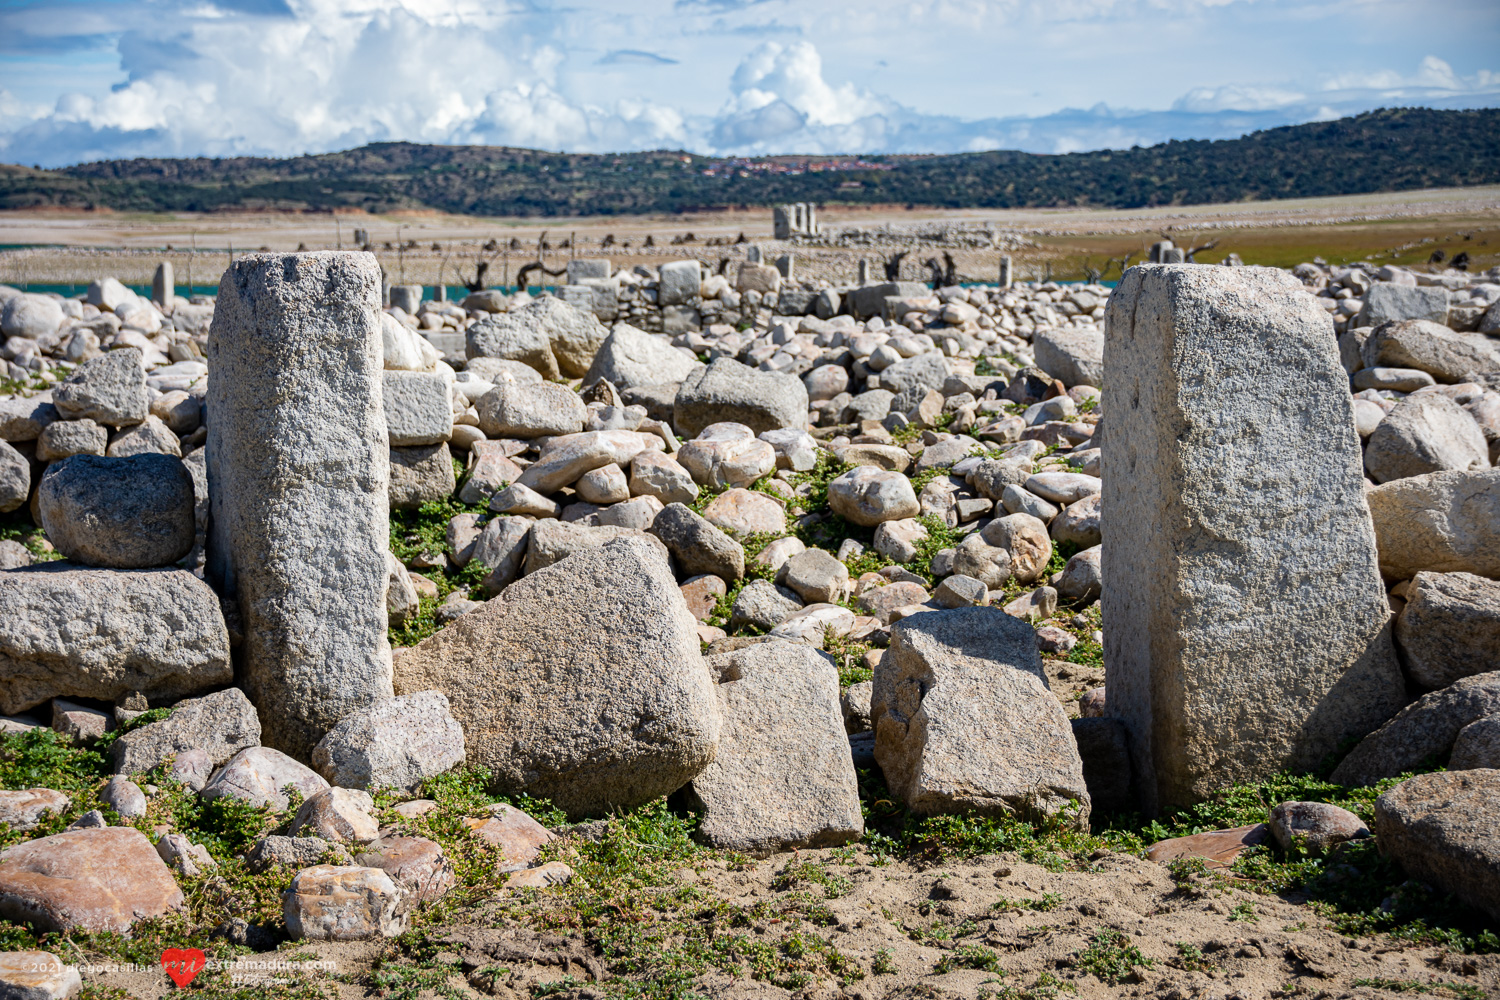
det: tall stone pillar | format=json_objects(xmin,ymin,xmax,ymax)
[
  {"xmin": 1103, "ymin": 265, "xmax": 1404, "ymax": 813},
  {"xmin": 998, "ymin": 256, "xmax": 1012, "ymax": 289},
  {"xmin": 206, "ymin": 252, "xmax": 394, "ymax": 759},
  {"xmin": 152, "ymin": 262, "xmax": 174, "ymax": 310},
  {"xmin": 857, "ymin": 260, "xmax": 869, "ymax": 284},
  {"xmin": 772, "ymin": 207, "xmax": 792, "ymax": 241}
]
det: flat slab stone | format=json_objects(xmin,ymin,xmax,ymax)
[
  {"xmin": 687, "ymin": 642, "xmax": 862, "ymax": 855},
  {"xmin": 1103, "ymin": 265, "xmax": 1404, "ymax": 812},
  {"xmin": 0, "ymin": 827, "xmax": 183, "ymax": 934},
  {"xmin": 0, "ymin": 565, "xmax": 231, "ymax": 716}
]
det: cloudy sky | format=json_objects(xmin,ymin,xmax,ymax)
[{"xmin": 2, "ymin": 0, "xmax": 1497, "ymax": 167}]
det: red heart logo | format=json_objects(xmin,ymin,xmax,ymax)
[{"xmin": 161, "ymin": 948, "xmax": 206, "ymax": 988}]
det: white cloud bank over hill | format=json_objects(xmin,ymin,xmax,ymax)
[{"xmin": 0, "ymin": 0, "xmax": 1496, "ymax": 166}]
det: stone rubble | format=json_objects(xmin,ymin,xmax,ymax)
[{"xmin": 0, "ymin": 250, "xmax": 1497, "ymax": 952}]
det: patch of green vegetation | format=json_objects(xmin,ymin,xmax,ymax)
[
  {"xmin": 989, "ymin": 971, "xmax": 1076, "ymax": 1000},
  {"xmin": 1070, "ymin": 928, "xmax": 1152, "ymax": 985},
  {"xmin": 1171, "ymin": 941, "xmax": 1212, "ymax": 972},
  {"xmin": 934, "ymin": 944, "xmax": 1002, "ymax": 974},
  {"xmin": 771, "ymin": 860, "xmax": 853, "ymax": 899},
  {"xmin": 872, "ymin": 949, "xmax": 898, "ymax": 975},
  {"xmin": 1228, "ymin": 900, "xmax": 1259, "ymax": 923},
  {"xmin": 991, "ymin": 892, "xmax": 1063, "ymax": 913},
  {"xmin": 388, "ymin": 496, "xmax": 492, "ymax": 646},
  {"xmin": 0, "ymin": 508, "xmax": 62, "ymax": 561}
]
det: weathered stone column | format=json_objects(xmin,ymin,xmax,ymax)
[
  {"xmin": 152, "ymin": 261, "xmax": 174, "ymax": 310},
  {"xmin": 206, "ymin": 252, "xmax": 393, "ymax": 759},
  {"xmin": 1103, "ymin": 265, "xmax": 1404, "ymax": 813}
]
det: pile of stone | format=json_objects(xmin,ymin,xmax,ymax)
[{"xmin": 2, "ymin": 250, "xmax": 1499, "ymax": 965}]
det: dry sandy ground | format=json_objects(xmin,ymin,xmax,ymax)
[
  {"xmin": 3, "ymin": 185, "xmax": 1498, "ymax": 288},
  {"xmin": 79, "ymin": 845, "xmax": 1500, "ymax": 1000}
]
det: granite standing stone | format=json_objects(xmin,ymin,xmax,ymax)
[
  {"xmin": 1103, "ymin": 265, "xmax": 1404, "ymax": 812},
  {"xmin": 206, "ymin": 252, "xmax": 393, "ymax": 759}
]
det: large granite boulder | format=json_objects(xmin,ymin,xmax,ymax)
[
  {"xmin": 673, "ymin": 358, "xmax": 808, "ymax": 438},
  {"xmin": 0, "ymin": 828, "xmax": 183, "ymax": 933},
  {"xmin": 37, "ymin": 454, "xmax": 194, "ymax": 568},
  {"xmin": 1366, "ymin": 469, "xmax": 1500, "ymax": 580},
  {"xmin": 1331, "ymin": 672, "xmax": 1500, "ymax": 786},
  {"xmin": 1375, "ymin": 770, "xmax": 1500, "ymax": 920},
  {"xmin": 393, "ymin": 537, "xmax": 720, "ymax": 819}
]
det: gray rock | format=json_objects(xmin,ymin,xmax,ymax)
[
  {"xmin": 1353, "ymin": 367, "xmax": 1436, "ymax": 393},
  {"xmin": 629, "ymin": 451, "xmax": 698, "ymax": 505},
  {"xmin": 686, "ymin": 642, "xmax": 862, "ymax": 854},
  {"xmin": 1394, "ymin": 571, "xmax": 1500, "ymax": 689},
  {"xmin": 99, "ymin": 776, "xmax": 146, "ymax": 819},
  {"xmin": 476, "ymin": 381, "xmax": 587, "ymax": 439},
  {"xmin": 0, "ymin": 540, "xmax": 32, "ymax": 570},
  {"xmin": 1001, "ymin": 484, "xmax": 1058, "ymax": 523},
  {"xmin": 523, "ymin": 518, "xmax": 665, "ymax": 576},
  {"xmin": 244, "ymin": 835, "xmax": 349, "ymax": 873},
  {"xmin": 0, "ymin": 565, "xmax": 230, "ymax": 716},
  {"xmin": 0, "ymin": 951, "xmax": 79, "ymax": 1000},
  {"xmin": 1070, "ymin": 717, "xmax": 1133, "ymax": 814},
  {"xmin": 1357, "ymin": 283, "xmax": 1448, "ymax": 327},
  {"xmin": 759, "ymin": 427, "xmax": 818, "ymax": 472},
  {"xmin": 35, "ymin": 420, "xmax": 106, "ymax": 463},
  {"xmin": 1033, "ymin": 327, "xmax": 1104, "ymax": 388},
  {"xmin": 463, "ymin": 357, "xmax": 542, "ymax": 385},
  {"xmin": 841, "ymin": 389, "xmax": 894, "ymax": 424},
  {"xmin": 1268, "ymin": 801, "xmax": 1368, "ymax": 852},
  {"xmin": 387, "ymin": 552, "xmax": 419, "ymax": 627},
  {"xmin": 200, "ymin": 745, "xmax": 330, "ymax": 811},
  {"xmin": 1366, "ymin": 469, "xmax": 1500, "ymax": 580},
  {"xmin": 933, "ymin": 574, "xmax": 987, "ymax": 608},
  {"xmin": 37, "ymin": 454, "xmax": 194, "ymax": 569},
  {"xmin": 0, "ymin": 393, "xmax": 58, "ymax": 442},
  {"xmin": 111, "ymin": 687, "xmax": 261, "ymax": 776},
  {"xmin": 1, "ymin": 293, "xmax": 64, "ymax": 339},
  {"xmin": 827, "ymin": 466, "xmax": 918, "ymax": 526},
  {"xmin": 470, "ymin": 515, "xmax": 531, "ymax": 596},
  {"xmin": 383, "ymin": 371, "xmax": 452, "ymax": 446},
  {"xmin": 584, "ymin": 323, "xmax": 702, "ymax": 392},
  {"xmin": 105, "ymin": 414, "xmax": 180, "ymax": 458},
  {"xmin": 970, "ymin": 459, "xmax": 1032, "ymax": 502},
  {"xmin": 311, "ymin": 691, "xmax": 465, "ymax": 792},
  {"xmin": 649, "ymin": 503, "xmax": 744, "ymax": 581},
  {"xmin": 393, "ymin": 537, "xmax": 720, "ymax": 819},
  {"xmin": 658, "ymin": 260, "xmax": 701, "ymax": 307},
  {"xmin": 206, "ymin": 252, "xmax": 393, "ymax": 760},
  {"xmin": 877, "ymin": 351, "xmax": 949, "ymax": 396},
  {"xmin": 1104, "ymin": 265, "xmax": 1405, "ymax": 812},
  {"xmin": 390, "ymin": 443, "xmax": 456, "ymax": 510},
  {"xmin": 782, "ymin": 548, "xmax": 850, "ymax": 604},
  {"xmin": 1362, "ymin": 319, "xmax": 1500, "ymax": 384},
  {"xmin": 1375, "ymin": 770, "xmax": 1500, "ymax": 920},
  {"xmin": 1450, "ymin": 715, "xmax": 1500, "ymax": 770},
  {"xmin": 674, "ymin": 358, "xmax": 809, "ymax": 438},
  {"xmin": 1056, "ymin": 545, "xmax": 1102, "ymax": 603},
  {"xmin": 51, "ymin": 349, "xmax": 148, "ymax": 427},
  {"xmin": 1024, "ymin": 471, "xmax": 1100, "ymax": 505},
  {"xmin": 729, "ymin": 578, "xmax": 802, "ymax": 632},
  {"xmin": 1050, "ymin": 492, "xmax": 1102, "ymax": 549},
  {"xmin": 980, "ymin": 512, "xmax": 1052, "ymax": 584},
  {"xmin": 1331, "ymin": 672, "xmax": 1500, "ymax": 786},
  {"xmin": 466, "ymin": 311, "xmax": 560, "ymax": 380},
  {"xmin": 0, "ymin": 440, "xmax": 27, "ymax": 513},
  {"xmin": 597, "ymin": 495, "xmax": 664, "ymax": 530},
  {"xmin": 873, "ymin": 607, "xmax": 1090, "ymax": 824},
  {"xmin": 949, "ymin": 533, "xmax": 1012, "ymax": 589},
  {"xmin": 517, "ymin": 429, "xmax": 652, "ymax": 495},
  {"xmin": 1364, "ymin": 393, "xmax": 1489, "ymax": 483},
  {"xmin": 677, "ymin": 432, "xmax": 776, "ymax": 490},
  {"xmin": 523, "ymin": 297, "xmax": 608, "ymax": 379}
]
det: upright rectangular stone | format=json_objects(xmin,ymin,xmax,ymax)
[
  {"xmin": 772, "ymin": 207, "xmax": 792, "ymax": 240},
  {"xmin": 152, "ymin": 262, "xmax": 174, "ymax": 310},
  {"xmin": 1103, "ymin": 265, "xmax": 1404, "ymax": 813},
  {"xmin": 998, "ymin": 256, "xmax": 1012, "ymax": 289},
  {"xmin": 206, "ymin": 252, "xmax": 394, "ymax": 759}
]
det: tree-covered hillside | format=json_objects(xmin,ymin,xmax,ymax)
[{"xmin": 1, "ymin": 108, "xmax": 1494, "ymax": 217}]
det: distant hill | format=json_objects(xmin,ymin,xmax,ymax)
[{"xmin": 2, "ymin": 108, "xmax": 1496, "ymax": 217}]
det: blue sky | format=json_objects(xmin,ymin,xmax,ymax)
[{"xmin": 1, "ymin": 0, "xmax": 1497, "ymax": 167}]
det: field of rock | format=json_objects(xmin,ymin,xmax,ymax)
[{"xmin": 0, "ymin": 247, "xmax": 1498, "ymax": 1000}]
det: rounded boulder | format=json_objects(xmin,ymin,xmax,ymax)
[{"xmin": 37, "ymin": 453, "xmax": 195, "ymax": 568}]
